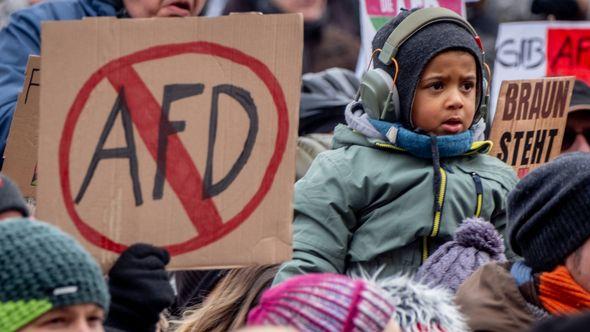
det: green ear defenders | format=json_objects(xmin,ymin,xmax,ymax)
[{"xmin": 359, "ymin": 7, "xmax": 489, "ymax": 124}]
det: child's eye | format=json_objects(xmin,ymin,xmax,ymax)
[
  {"xmin": 428, "ymin": 82, "xmax": 444, "ymax": 91},
  {"xmin": 461, "ymin": 81, "xmax": 475, "ymax": 92}
]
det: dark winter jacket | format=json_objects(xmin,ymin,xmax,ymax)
[{"xmin": 0, "ymin": 0, "xmax": 123, "ymax": 155}]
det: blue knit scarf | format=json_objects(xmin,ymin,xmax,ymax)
[{"xmin": 368, "ymin": 119, "xmax": 474, "ymax": 159}]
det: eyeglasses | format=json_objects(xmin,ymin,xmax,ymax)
[{"xmin": 561, "ymin": 127, "xmax": 590, "ymax": 151}]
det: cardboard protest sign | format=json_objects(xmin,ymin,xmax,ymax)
[
  {"xmin": 491, "ymin": 21, "xmax": 590, "ymax": 120},
  {"xmin": 3, "ymin": 55, "xmax": 40, "ymax": 199},
  {"xmin": 37, "ymin": 14, "xmax": 302, "ymax": 270},
  {"xmin": 489, "ymin": 76, "xmax": 574, "ymax": 178},
  {"xmin": 356, "ymin": 0, "xmax": 465, "ymax": 75}
]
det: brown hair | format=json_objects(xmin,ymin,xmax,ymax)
[{"xmin": 172, "ymin": 265, "xmax": 279, "ymax": 332}]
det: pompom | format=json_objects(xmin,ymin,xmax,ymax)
[{"xmin": 454, "ymin": 217, "xmax": 505, "ymax": 257}]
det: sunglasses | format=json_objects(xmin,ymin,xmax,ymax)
[{"xmin": 561, "ymin": 127, "xmax": 590, "ymax": 151}]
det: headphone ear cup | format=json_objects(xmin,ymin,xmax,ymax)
[
  {"xmin": 474, "ymin": 72, "xmax": 489, "ymax": 124},
  {"xmin": 380, "ymin": 84, "xmax": 401, "ymax": 122},
  {"xmin": 359, "ymin": 68, "xmax": 394, "ymax": 119}
]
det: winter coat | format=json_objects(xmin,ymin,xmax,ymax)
[
  {"xmin": 455, "ymin": 262, "xmax": 549, "ymax": 332},
  {"xmin": 0, "ymin": 0, "xmax": 121, "ymax": 155},
  {"xmin": 274, "ymin": 124, "xmax": 518, "ymax": 285}
]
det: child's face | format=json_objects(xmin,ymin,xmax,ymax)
[
  {"xmin": 411, "ymin": 50, "xmax": 477, "ymax": 136},
  {"xmin": 19, "ymin": 304, "xmax": 104, "ymax": 332}
]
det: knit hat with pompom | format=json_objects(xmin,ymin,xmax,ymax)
[{"xmin": 415, "ymin": 217, "xmax": 506, "ymax": 292}]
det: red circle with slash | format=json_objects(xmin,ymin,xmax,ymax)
[{"xmin": 59, "ymin": 42, "xmax": 289, "ymax": 256}]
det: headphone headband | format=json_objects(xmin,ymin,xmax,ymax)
[{"xmin": 378, "ymin": 7, "xmax": 481, "ymax": 65}]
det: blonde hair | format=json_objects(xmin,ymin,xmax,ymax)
[{"xmin": 172, "ymin": 265, "xmax": 279, "ymax": 332}]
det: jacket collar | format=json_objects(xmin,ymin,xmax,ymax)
[{"xmin": 81, "ymin": 0, "xmax": 124, "ymax": 17}]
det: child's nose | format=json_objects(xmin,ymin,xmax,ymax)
[{"xmin": 445, "ymin": 88, "xmax": 464, "ymax": 110}]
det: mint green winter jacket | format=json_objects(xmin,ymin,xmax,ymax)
[{"xmin": 274, "ymin": 125, "xmax": 519, "ymax": 285}]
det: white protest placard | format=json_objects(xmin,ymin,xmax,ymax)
[{"xmin": 491, "ymin": 21, "xmax": 590, "ymax": 121}]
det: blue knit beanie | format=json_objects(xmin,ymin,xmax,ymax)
[
  {"xmin": 508, "ymin": 152, "xmax": 590, "ymax": 272},
  {"xmin": 0, "ymin": 219, "xmax": 109, "ymax": 331}
]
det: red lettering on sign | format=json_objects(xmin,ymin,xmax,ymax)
[{"xmin": 547, "ymin": 28, "xmax": 590, "ymax": 86}]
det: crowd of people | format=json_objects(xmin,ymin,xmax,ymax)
[{"xmin": 1, "ymin": 0, "xmax": 590, "ymax": 331}]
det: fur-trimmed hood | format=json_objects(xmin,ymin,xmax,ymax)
[{"xmin": 354, "ymin": 272, "xmax": 469, "ymax": 332}]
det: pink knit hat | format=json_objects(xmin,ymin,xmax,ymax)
[{"xmin": 247, "ymin": 273, "xmax": 396, "ymax": 332}]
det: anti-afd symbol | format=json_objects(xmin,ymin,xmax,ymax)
[{"xmin": 59, "ymin": 42, "xmax": 289, "ymax": 256}]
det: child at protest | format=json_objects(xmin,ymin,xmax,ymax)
[
  {"xmin": 0, "ymin": 218, "xmax": 109, "ymax": 332},
  {"xmin": 273, "ymin": 7, "xmax": 518, "ymax": 284}
]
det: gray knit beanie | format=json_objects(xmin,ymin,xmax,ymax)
[
  {"xmin": 0, "ymin": 218, "xmax": 109, "ymax": 331},
  {"xmin": 570, "ymin": 80, "xmax": 590, "ymax": 113},
  {"xmin": 415, "ymin": 217, "xmax": 506, "ymax": 293},
  {"xmin": 508, "ymin": 152, "xmax": 590, "ymax": 272},
  {"xmin": 0, "ymin": 174, "xmax": 29, "ymax": 217},
  {"xmin": 372, "ymin": 9, "xmax": 484, "ymax": 128}
]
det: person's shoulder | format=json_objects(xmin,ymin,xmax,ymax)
[
  {"xmin": 11, "ymin": 0, "xmax": 90, "ymax": 23},
  {"xmin": 457, "ymin": 154, "xmax": 518, "ymax": 187},
  {"xmin": 468, "ymin": 153, "xmax": 515, "ymax": 171},
  {"xmin": 456, "ymin": 261, "xmax": 537, "ymax": 331},
  {"xmin": 475, "ymin": 154, "xmax": 518, "ymax": 177}
]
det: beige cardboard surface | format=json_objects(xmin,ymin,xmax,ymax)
[
  {"xmin": 489, "ymin": 76, "xmax": 575, "ymax": 178},
  {"xmin": 3, "ymin": 55, "xmax": 41, "ymax": 198},
  {"xmin": 38, "ymin": 14, "xmax": 302, "ymax": 270}
]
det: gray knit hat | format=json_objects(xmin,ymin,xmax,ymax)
[
  {"xmin": 0, "ymin": 218, "xmax": 109, "ymax": 331},
  {"xmin": 570, "ymin": 80, "xmax": 590, "ymax": 113},
  {"xmin": 508, "ymin": 152, "xmax": 590, "ymax": 272},
  {"xmin": 372, "ymin": 9, "xmax": 484, "ymax": 128},
  {"xmin": 415, "ymin": 217, "xmax": 506, "ymax": 293},
  {"xmin": 0, "ymin": 174, "xmax": 29, "ymax": 217}
]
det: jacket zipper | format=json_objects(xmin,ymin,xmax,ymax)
[
  {"xmin": 471, "ymin": 172, "xmax": 483, "ymax": 218},
  {"xmin": 371, "ymin": 141, "xmax": 453, "ymax": 262},
  {"xmin": 422, "ymin": 166, "xmax": 447, "ymax": 262},
  {"xmin": 431, "ymin": 167, "xmax": 447, "ymax": 237}
]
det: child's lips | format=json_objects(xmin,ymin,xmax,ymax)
[{"xmin": 441, "ymin": 119, "xmax": 463, "ymax": 134}]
